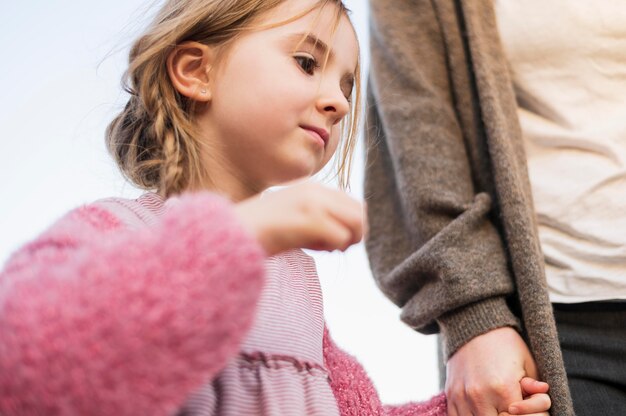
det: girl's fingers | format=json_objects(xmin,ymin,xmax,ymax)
[
  {"xmin": 308, "ymin": 214, "xmax": 354, "ymax": 252},
  {"xmin": 501, "ymin": 414, "xmax": 549, "ymax": 416},
  {"xmin": 508, "ymin": 393, "xmax": 551, "ymax": 415},
  {"xmin": 500, "ymin": 413, "xmax": 548, "ymax": 416},
  {"xmin": 520, "ymin": 377, "xmax": 549, "ymax": 396},
  {"xmin": 324, "ymin": 197, "xmax": 364, "ymax": 247}
]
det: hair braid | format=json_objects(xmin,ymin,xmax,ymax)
[{"xmin": 143, "ymin": 81, "xmax": 184, "ymax": 194}]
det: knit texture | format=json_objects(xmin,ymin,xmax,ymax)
[
  {"xmin": 365, "ymin": 0, "xmax": 573, "ymax": 414},
  {"xmin": 324, "ymin": 328, "xmax": 446, "ymax": 416},
  {"xmin": 0, "ymin": 192, "xmax": 446, "ymax": 415},
  {"xmin": 0, "ymin": 192, "xmax": 266, "ymax": 415}
]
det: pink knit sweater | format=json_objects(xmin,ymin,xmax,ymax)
[{"xmin": 0, "ymin": 191, "xmax": 445, "ymax": 415}]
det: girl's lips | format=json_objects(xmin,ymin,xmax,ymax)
[{"xmin": 301, "ymin": 125, "xmax": 329, "ymax": 146}]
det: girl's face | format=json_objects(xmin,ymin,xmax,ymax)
[{"xmin": 199, "ymin": 0, "xmax": 358, "ymax": 197}]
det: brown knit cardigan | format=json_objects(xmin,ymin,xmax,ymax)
[{"xmin": 364, "ymin": 1, "xmax": 574, "ymax": 415}]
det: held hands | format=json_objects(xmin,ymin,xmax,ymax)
[
  {"xmin": 235, "ymin": 183, "xmax": 364, "ymax": 256},
  {"xmin": 508, "ymin": 377, "xmax": 551, "ymax": 416},
  {"xmin": 445, "ymin": 327, "xmax": 551, "ymax": 416}
]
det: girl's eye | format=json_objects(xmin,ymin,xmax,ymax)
[{"xmin": 294, "ymin": 55, "xmax": 319, "ymax": 75}]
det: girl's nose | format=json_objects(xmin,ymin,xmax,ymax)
[{"xmin": 316, "ymin": 85, "xmax": 350, "ymax": 125}]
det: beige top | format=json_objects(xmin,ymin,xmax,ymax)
[{"xmin": 495, "ymin": 0, "xmax": 626, "ymax": 303}]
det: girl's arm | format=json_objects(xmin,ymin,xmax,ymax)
[{"xmin": 0, "ymin": 192, "xmax": 266, "ymax": 416}]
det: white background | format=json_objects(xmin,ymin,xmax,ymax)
[{"xmin": 0, "ymin": 0, "xmax": 439, "ymax": 405}]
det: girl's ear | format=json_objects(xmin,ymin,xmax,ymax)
[{"xmin": 167, "ymin": 41, "xmax": 214, "ymax": 102}]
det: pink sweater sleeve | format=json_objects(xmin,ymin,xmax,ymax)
[
  {"xmin": 323, "ymin": 327, "xmax": 447, "ymax": 416},
  {"xmin": 0, "ymin": 192, "xmax": 266, "ymax": 416}
]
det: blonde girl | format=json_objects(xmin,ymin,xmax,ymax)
[{"xmin": 0, "ymin": 1, "xmax": 550, "ymax": 415}]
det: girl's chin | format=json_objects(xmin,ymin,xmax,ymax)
[{"xmin": 269, "ymin": 167, "xmax": 320, "ymax": 186}]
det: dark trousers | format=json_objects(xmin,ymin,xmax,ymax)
[{"xmin": 553, "ymin": 302, "xmax": 626, "ymax": 416}]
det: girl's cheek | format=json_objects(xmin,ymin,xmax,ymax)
[{"xmin": 327, "ymin": 132, "xmax": 341, "ymax": 158}]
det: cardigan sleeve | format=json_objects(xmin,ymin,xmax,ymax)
[
  {"xmin": 0, "ymin": 192, "xmax": 266, "ymax": 415},
  {"xmin": 365, "ymin": 0, "xmax": 520, "ymax": 359}
]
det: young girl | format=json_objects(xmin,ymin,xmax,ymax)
[{"xmin": 0, "ymin": 0, "xmax": 552, "ymax": 415}]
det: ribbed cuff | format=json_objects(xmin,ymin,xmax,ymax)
[{"xmin": 436, "ymin": 296, "xmax": 521, "ymax": 360}]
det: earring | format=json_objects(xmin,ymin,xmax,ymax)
[{"xmin": 201, "ymin": 89, "xmax": 207, "ymax": 94}]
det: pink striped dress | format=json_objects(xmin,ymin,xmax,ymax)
[
  {"xmin": 180, "ymin": 249, "xmax": 340, "ymax": 415},
  {"xmin": 0, "ymin": 191, "xmax": 445, "ymax": 416}
]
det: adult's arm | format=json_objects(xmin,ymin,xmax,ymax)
[
  {"xmin": 365, "ymin": 0, "xmax": 520, "ymax": 359},
  {"xmin": 0, "ymin": 192, "xmax": 266, "ymax": 415}
]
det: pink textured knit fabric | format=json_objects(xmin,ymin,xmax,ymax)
[
  {"xmin": 324, "ymin": 328, "xmax": 446, "ymax": 416},
  {"xmin": 0, "ymin": 192, "xmax": 446, "ymax": 416},
  {"xmin": 0, "ymin": 192, "xmax": 266, "ymax": 415}
]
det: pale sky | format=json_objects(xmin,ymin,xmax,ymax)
[{"xmin": 0, "ymin": 0, "xmax": 439, "ymax": 405}]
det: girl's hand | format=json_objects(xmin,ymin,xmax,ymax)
[
  {"xmin": 503, "ymin": 377, "xmax": 551, "ymax": 415},
  {"xmin": 235, "ymin": 183, "xmax": 364, "ymax": 256}
]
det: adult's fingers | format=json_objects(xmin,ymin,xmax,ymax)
[
  {"xmin": 447, "ymin": 390, "xmax": 480, "ymax": 416},
  {"xmin": 465, "ymin": 383, "xmax": 516, "ymax": 416},
  {"xmin": 445, "ymin": 401, "xmax": 460, "ymax": 416},
  {"xmin": 523, "ymin": 355, "xmax": 539, "ymax": 380}
]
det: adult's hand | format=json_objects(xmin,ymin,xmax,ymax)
[{"xmin": 445, "ymin": 327, "xmax": 540, "ymax": 416}]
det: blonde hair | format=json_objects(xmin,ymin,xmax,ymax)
[{"xmin": 106, "ymin": 0, "xmax": 361, "ymax": 197}]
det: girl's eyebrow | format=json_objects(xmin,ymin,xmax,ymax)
[
  {"xmin": 286, "ymin": 33, "xmax": 334, "ymax": 61},
  {"xmin": 286, "ymin": 32, "xmax": 356, "ymax": 82}
]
